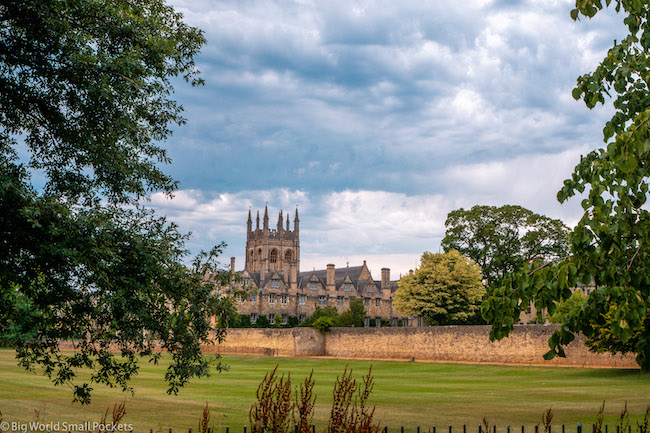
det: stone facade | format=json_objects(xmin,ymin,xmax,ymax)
[{"xmin": 224, "ymin": 207, "xmax": 414, "ymax": 326}]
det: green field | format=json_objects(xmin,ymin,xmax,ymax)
[{"xmin": 0, "ymin": 349, "xmax": 649, "ymax": 432}]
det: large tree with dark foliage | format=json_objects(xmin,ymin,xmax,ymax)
[
  {"xmin": 442, "ymin": 205, "xmax": 570, "ymax": 288},
  {"xmin": 0, "ymin": 0, "xmax": 237, "ymax": 403},
  {"xmin": 483, "ymin": 0, "xmax": 650, "ymax": 370}
]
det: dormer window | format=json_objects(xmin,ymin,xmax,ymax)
[
  {"xmin": 243, "ymin": 278, "xmax": 250, "ymax": 286},
  {"xmin": 309, "ymin": 282, "xmax": 319, "ymax": 290},
  {"xmin": 271, "ymin": 279, "xmax": 280, "ymax": 288},
  {"xmin": 365, "ymin": 286, "xmax": 373, "ymax": 293},
  {"xmin": 343, "ymin": 283, "xmax": 353, "ymax": 291}
]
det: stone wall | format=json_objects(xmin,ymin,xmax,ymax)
[
  {"xmin": 207, "ymin": 328, "xmax": 325, "ymax": 357},
  {"xmin": 211, "ymin": 325, "xmax": 638, "ymax": 368}
]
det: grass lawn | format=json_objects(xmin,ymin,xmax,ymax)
[{"xmin": 0, "ymin": 349, "xmax": 649, "ymax": 432}]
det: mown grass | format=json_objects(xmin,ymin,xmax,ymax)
[{"xmin": 0, "ymin": 349, "xmax": 649, "ymax": 432}]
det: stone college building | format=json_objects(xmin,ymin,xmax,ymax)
[{"xmin": 226, "ymin": 207, "xmax": 415, "ymax": 327}]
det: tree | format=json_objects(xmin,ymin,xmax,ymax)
[
  {"xmin": 337, "ymin": 298, "xmax": 366, "ymax": 327},
  {"xmin": 548, "ymin": 291, "xmax": 588, "ymax": 324},
  {"xmin": 393, "ymin": 250, "xmax": 486, "ymax": 325},
  {"xmin": 483, "ymin": 0, "xmax": 650, "ymax": 370},
  {"xmin": 0, "ymin": 0, "xmax": 238, "ymax": 403},
  {"xmin": 300, "ymin": 306, "xmax": 339, "ymax": 327},
  {"xmin": 442, "ymin": 205, "xmax": 570, "ymax": 288}
]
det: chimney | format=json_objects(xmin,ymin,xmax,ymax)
[
  {"xmin": 381, "ymin": 268, "xmax": 390, "ymax": 289},
  {"xmin": 326, "ymin": 264, "xmax": 335, "ymax": 290},
  {"xmin": 231, "ymin": 257, "xmax": 236, "ymax": 273}
]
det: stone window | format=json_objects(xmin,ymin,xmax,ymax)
[
  {"xmin": 365, "ymin": 286, "xmax": 373, "ymax": 293},
  {"xmin": 270, "ymin": 249, "xmax": 278, "ymax": 264},
  {"xmin": 309, "ymin": 281, "xmax": 319, "ymax": 290},
  {"xmin": 251, "ymin": 293, "xmax": 257, "ymax": 302},
  {"xmin": 299, "ymin": 295, "xmax": 306, "ymax": 305},
  {"xmin": 338, "ymin": 297, "xmax": 344, "ymax": 307},
  {"xmin": 282, "ymin": 315, "xmax": 288, "ymax": 325},
  {"xmin": 391, "ymin": 318, "xmax": 397, "ymax": 327},
  {"xmin": 418, "ymin": 316, "xmax": 423, "ymax": 327},
  {"xmin": 285, "ymin": 250, "xmax": 293, "ymax": 261},
  {"xmin": 269, "ymin": 294, "xmax": 276, "ymax": 304},
  {"xmin": 375, "ymin": 317, "xmax": 381, "ymax": 327},
  {"xmin": 343, "ymin": 283, "xmax": 353, "ymax": 291},
  {"xmin": 364, "ymin": 317, "xmax": 370, "ymax": 327},
  {"xmin": 271, "ymin": 279, "xmax": 280, "ymax": 288},
  {"xmin": 364, "ymin": 298, "xmax": 370, "ymax": 308},
  {"xmin": 402, "ymin": 318, "xmax": 408, "ymax": 327},
  {"xmin": 243, "ymin": 278, "xmax": 250, "ymax": 286},
  {"xmin": 319, "ymin": 295, "xmax": 326, "ymax": 306},
  {"xmin": 251, "ymin": 313, "xmax": 258, "ymax": 324},
  {"xmin": 237, "ymin": 294, "xmax": 243, "ymax": 302},
  {"xmin": 299, "ymin": 314, "xmax": 306, "ymax": 323},
  {"xmin": 375, "ymin": 298, "xmax": 381, "ymax": 308},
  {"xmin": 281, "ymin": 294, "xmax": 288, "ymax": 305},
  {"xmin": 269, "ymin": 313, "xmax": 275, "ymax": 323}
]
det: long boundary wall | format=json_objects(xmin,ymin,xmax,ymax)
[{"xmin": 210, "ymin": 325, "xmax": 638, "ymax": 368}]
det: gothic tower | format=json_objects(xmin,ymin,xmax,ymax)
[{"xmin": 245, "ymin": 206, "xmax": 300, "ymax": 281}]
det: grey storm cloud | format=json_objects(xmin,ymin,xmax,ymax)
[{"xmin": 151, "ymin": 0, "xmax": 627, "ymax": 272}]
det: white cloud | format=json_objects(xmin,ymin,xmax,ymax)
[{"xmin": 146, "ymin": 146, "xmax": 589, "ymax": 277}]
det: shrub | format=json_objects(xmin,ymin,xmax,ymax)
[
  {"xmin": 255, "ymin": 315, "xmax": 270, "ymax": 328},
  {"xmin": 312, "ymin": 316, "xmax": 335, "ymax": 333}
]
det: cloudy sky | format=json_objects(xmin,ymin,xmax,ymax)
[{"xmin": 150, "ymin": 0, "xmax": 626, "ymax": 278}]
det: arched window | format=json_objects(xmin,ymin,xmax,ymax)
[
  {"xmin": 284, "ymin": 250, "xmax": 293, "ymax": 261},
  {"xmin": 270, "ymin": 249, "xmax": 278, "ymax": 264}
]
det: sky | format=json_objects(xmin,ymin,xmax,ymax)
[{"xmin": 147, "ymin": 0, "xmax": 628, "ymax": 278}]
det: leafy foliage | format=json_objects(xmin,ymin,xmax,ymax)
[
  {"xmin": 394, "ymin": 250, "xmax": 486, "ymax": 325},
  {"xmin": 0, "ymin": 0, "xmax": 237, "ymax": 403},
  {"xmin": 337, "ymin": 298, "xmax": 366, "ymax": 327},
  {"xmin": 312, "ymin": 316, "xmax": 336, "ymax": 333},
  {"xmin": 548, "ymin": 291, "xmax": 588, "ymax": 324},
  {"xmin": 483, "ymin": 0, "xmax": 650, "ymax": 370},
  {"xmin": 442, "ymin": 205, "xmax": 570, "ymax": 287}
]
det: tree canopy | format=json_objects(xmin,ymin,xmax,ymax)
[
  {"xmin": 483, "ymin": 0, "xmax": 650, "ymax": 370},
  {"xmin": 0, "ymin": 0, "xmax": 237, "ymax": 403},
  {"xmin": 394, "ymin": 250, "xmax": 486, "ymax": 325},
  {"xmin": 442, "ymin": 205, "xmax": 570, "ymax": 288},
  {"xmin": 337, "ymin": 298, "xmax": 366, "ymax": 327}
]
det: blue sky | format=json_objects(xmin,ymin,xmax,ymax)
[{"xmin": 149, "ymin": 0, "xmax": 627, "ymax": 278}]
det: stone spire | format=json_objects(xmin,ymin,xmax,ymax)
[
  {"xmin": 263, "ymin": 205, "xmax": 269, "ymax": 234},
  {"xmin": 294, "ymin": 207, "xmax": 299, "ymax": 235},
  {"xmin": 286, "ymin": 213, "xmax": 290, "ymax": 231},
  {"xmin": 247, "ymin": 208, "xmax": 252, "ymax": 235},
  {"xmin": 256, "ymin": 210, "xmax": 260, "ymax": 230},
  {"xmin": 277, "ymin": 209, "xmax": 283, "ymax": 232}
]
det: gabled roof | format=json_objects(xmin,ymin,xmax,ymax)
[{"xmin": 298, "ymin": 265, "xmax": 368, "ymax": 291}]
